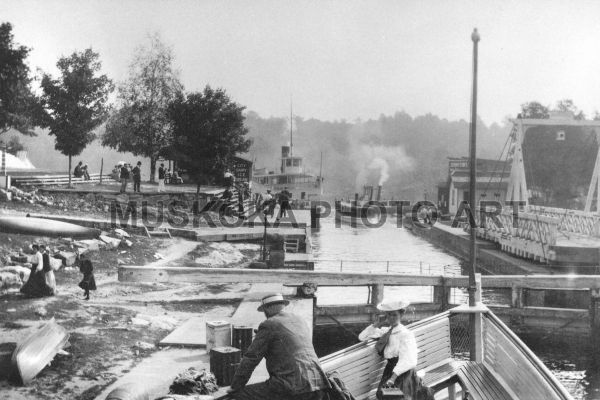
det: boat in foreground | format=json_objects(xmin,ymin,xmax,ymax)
[
  {"xmin": 318, "ymin": 301, "xmax": 572, "ymax": 400},
  {"xmin": 11, "ymin": 319, "xmax": 70, "ymax": 385},
  {"xmin": 0, "ymin": 216, "xmax": 101, "ymax": 238}
]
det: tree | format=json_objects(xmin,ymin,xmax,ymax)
[
  {"xmin": 520, "ymin": 101, "xmax": 549, "ymax": 119},
  {"xmin": 40, "ymin": 49, "xmax": 113, "ymax": 186},
  {"xmin": 0, "ymin": 22, "xmax": 43, "ymax": 136},
  {"xmin": 556, "ymin": 99, "xmax": 585, "ymax": 120},
  {"xmin": 102, "ymin": 33, "xmax": 183, "ymax": 182},
  {"xmin": 168, "ymin": 86, "xmax": 252, "ymax": 194}
]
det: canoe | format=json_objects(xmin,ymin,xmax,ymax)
[
  {"xmin": 11, "ymin": 319, "xmax": 69, "ymax": 385},
  {"xmin": 0, "ymin": 216, "xmax": 101, "ymax": 239}
]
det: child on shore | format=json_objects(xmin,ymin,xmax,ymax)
[{"xmin": 78, "ymin": 255, "xmax": 96, "ymax": 300}]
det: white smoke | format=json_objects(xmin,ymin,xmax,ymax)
[
  {"xmin": 368, "ymin": 157, "xmax": 389, "ymax": 186},
  {"xmin": 352, "ymin": 144, "xmax": 414, "ymax": 191}
]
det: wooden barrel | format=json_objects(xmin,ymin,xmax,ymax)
[
  {"xmin": 210, "ymin": 346, "xmax": 241, "ymax": 386},
  {"xmin": 232, "ymin": 326, "xmax": 253, "ymax": 356},
  {"xmin": 105, "ymin": 383, "xmax": 149, "ymax": 400}
]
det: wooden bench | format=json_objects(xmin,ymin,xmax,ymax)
[
  {"xmin": 319, "ymin": 312, "xmax": 461, "ymax": 400},
  {"xmin": 457, "ymin": 362, "xmax": 513, "ymax": 400}
]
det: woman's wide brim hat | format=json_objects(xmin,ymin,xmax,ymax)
[
  {"xmin": 257, "ymin": 293, "xmax": 290, "ymax": 311},
  {"xmin": 376, "ymin": 298, "xmax": 410, "ymax": 312}
]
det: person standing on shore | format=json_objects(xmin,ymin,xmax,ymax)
[
  {"xmin": 276, "ymin": 187, "xmax": 292, "ymax": 221},
  {"xmin": 78, "ymin": 255, "xmax": 96, "ymax": 301},
  {"xmin": 20, "ymin": 244, "xmax": 52, "ymax": 298},
  {"xmin": 40, "ymin": 245, "xmax": 56, "ymax": 295},
  {"xmin": 132, "ymin": 161, "xmax": 142, "ymax": 193},
  {"xmin": 119, "ymin": 162, "xmax": 129, "ymax": 193},
  {"xmin": 158, "ymin": 163, "xmax": 166, "ymax": 192}
]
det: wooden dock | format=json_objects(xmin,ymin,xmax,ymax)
[
  {"xmin": 119, "ymin": 266, "xmax": 600, "ymax": 339},
  {"xmin": 159, "ymin": 283, "xmax": 308, "ymax": 348}
]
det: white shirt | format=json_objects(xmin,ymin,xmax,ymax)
[
  {"xmin": 264, "ymin": 193, "xmax": 273, "ymax": 201},
  {"xmin": 358, "ymin": 323, "xmax": 418, "ymax": 376},
  {"xmin": 35, "ymin": 251, "xmax": 44, "ymax": 272}
]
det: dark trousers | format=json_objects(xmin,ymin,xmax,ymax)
[
  {"xmin": 133, "ymin": 179, "xmax": 141, "ymax": 192},
  {"xmin": 277, "ymin": 201, "xmax": 290, "ymax": 219},
  {"xmin": 231, "ymin": 382, "xmax": 326, "ymax": 400}
]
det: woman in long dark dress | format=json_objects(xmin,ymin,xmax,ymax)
[
  {"xmin": 78, "ymin": 257, "xmax": 96, "ymax": 300},
  {"xmin": 20, "ymin": 244, "xmax": 52, "ymax": 298}
]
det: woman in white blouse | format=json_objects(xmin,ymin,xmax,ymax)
[{"xmin": 359, "ymin": 298, "xmax": 431, "ymax": 400}]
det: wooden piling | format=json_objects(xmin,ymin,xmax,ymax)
[
  {"xmin": 590, "ymin": 288, "xmax": 600, "ymax": 367},
  {"xmin": 433, "ymin": 280, "xmax": 451, "ymax": 311},
  {"xmin": 511, "ymin": 285, "xmax": 523, "ymax": 308},
  {"xmin": 370, "ymin": 284, "xmax": 384, "ymax": 306}
]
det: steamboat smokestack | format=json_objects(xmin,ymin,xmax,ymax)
[{"xmin": 376, "ymin": 185, "xmax": 382, "ymax": 202}]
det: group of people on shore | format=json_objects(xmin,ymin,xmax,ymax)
[
  {"xmin": 20, "ymin": 246, "xmax": 96, "ymax": 300},
  {"xmin": 73, "ymin": 161, "xmax": 91, "ymax": 180},
  {"xmin": 113, "ymin": 161, "xmax": 184, "ymax": 194},
  {"xmin": 227, "ymin": 293, "xmax": 433, "ymax": 400},
  {"xmin": 117, "ymin": 161, "xmax": 142, "ymax": 193},
  {"xmin": 20, "ymin": 244, "xmax": 56, "ymax": 298},
  {"xmin": 260, "ymin": 187, "xmax": 292, "ymax": 221}
]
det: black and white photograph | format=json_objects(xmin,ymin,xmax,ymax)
[{"xmin": 1, "ymin": 1, "xmax": 599, "ymax": 399}]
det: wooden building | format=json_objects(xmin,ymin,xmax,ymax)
[{"xmin": 437, "ymin": 157, "xmax": 510, "ymax": 215}]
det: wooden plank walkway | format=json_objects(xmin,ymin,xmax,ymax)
[{"xmin": 158, "ymin": 284, "xmax": 298, "ymax": 348}]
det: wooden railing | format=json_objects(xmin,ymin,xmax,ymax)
[
  {"xmin": 528, "ymin": 205, "xmax": 600, "ymax": 238},
  {"xmin": 12, "ymin": 173, "xmax": 103, "ymax": 187}
]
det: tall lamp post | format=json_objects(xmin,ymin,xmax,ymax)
[{"xmin": 468, "ymin": 28, "xmax": 480, "ymax": 361}]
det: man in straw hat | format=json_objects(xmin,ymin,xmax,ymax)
[
  {"xmin": 359, "ymin": 298, "xmax": 434, "ymax": 400},
  {"xmin": 228, "ymin": 293, "xmax": 329, "ymax": 400}
]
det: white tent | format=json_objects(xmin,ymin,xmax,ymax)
[{"xmin": 2, "ymin": 150, "xmax": 35, "ymax": 170}]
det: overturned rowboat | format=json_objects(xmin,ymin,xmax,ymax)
[
  {"xmin": 11, "ymin": 319, "xmax": 69, "ymax": 385},
  {"xmin": 0, "ymin": 216, "xmax": 101, "ymax": 239}
]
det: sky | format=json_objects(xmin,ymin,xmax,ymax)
[{"xmin": 3, "ymin": 0, "xmax": 600, "ymax": 126}]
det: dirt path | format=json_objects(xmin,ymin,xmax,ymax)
[{"xmin": 0, "ymin": 233, "xmax": 259, "ymax": 400}]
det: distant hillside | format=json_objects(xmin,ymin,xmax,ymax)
[{"xmin": 245, "ymin": 111, "xmax": 510, "ymax": 201}]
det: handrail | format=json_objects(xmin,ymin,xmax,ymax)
[
  {"xmin": 483, "ymin": 311, "xmax": 573, "ymax": 400},
  {"xmin": 119, "ymin": 266, "xmax": 600, "ymax": 291}
]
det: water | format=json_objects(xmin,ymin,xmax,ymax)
[{"xmin": 310, "ymin": 215, "xmax": 594, "ymax": 399}]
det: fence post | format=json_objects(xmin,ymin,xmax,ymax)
[
  {"xmin": 511, "ymin": 285, "xmax": 523, "ymax": 308},
  {"xmin": 433, "ymin": 278, "xmax": 451, "ymax": 310},
  {"xmin": 473, "ymin": 273, "xmax": 484, "ymax": 362},
  {"xmin": 590, "ymin": 288, "xmax": 600, "ymax": 368},
  {"xmin": 99, "ymin": 157, "xmax": 103, "ymax": 184}
]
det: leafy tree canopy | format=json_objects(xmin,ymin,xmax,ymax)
[
  {"xmin": 520, "ymin": 101, "xmax": 549, "ymax": 119},
  {"xmin": 102, "ymin": 33, "xmax": 183, "ymax": 181},
  {"xmin": 556, "ymin": 99, "xmax": 585, "ymax": 120},
  {"xmin": 0, "ymin": 22, "xmax": 43, "ymax": 136},
  {"xmin": 40, "ymin": 48, "xmax": 113, "ymax": 183},
  {"xmin": 169, "ymin": 86, "xmax": 251, "ymax": 190}
]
